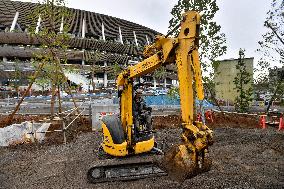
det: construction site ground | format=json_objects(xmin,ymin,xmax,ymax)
[{"xmin": 0, "ymin": 114, "xmax": 283, "ymax": 189}]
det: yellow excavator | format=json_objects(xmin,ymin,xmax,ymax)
[{"xmin": 87, "ymin": 11, "xmax": 213, "ymax": 183}]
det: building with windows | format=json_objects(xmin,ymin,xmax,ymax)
[{"xmin": 214, "ymin": 57, "xmax": 254, "ymax": 103}]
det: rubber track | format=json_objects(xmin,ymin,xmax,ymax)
[{"xmin": 87, "ymin": 159, "xmax": 167, "ymax": 183}]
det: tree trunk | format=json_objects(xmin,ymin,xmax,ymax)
[
  {"xmin": 50, "ymin": 83, "xmax": 56, "ymax": 119},
  {"xmin": 57, "ymin": 84, "xmax": 62, "ymax": 114},
  {"xmin": 266, "ymin": 80, "xmax": 282, "ymax": 112}
]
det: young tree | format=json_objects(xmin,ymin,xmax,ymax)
[
  {"xmin": 6, "ymin": 0, "xmax": 80, "ymax": 124},
  {"xmin": 34, "ymin": 77, "xmax": 49, "ymax": 94},
  {"xmin": 233, "ymin": 49, "xmax": 253, "ymax": 113},
  {"xmin": 257, "ymin": 0, "xmax": 284, "ymax": 112},
  {"xmin": 29, "ymin": 0, "xmax": 72, "ymax": 117},
  {"xmin": 168, "ymin": 0, "xmax": 226, "ymax": 109}
]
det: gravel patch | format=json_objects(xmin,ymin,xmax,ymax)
[{"xmin": 0, "ymin": 127, "xmax": 283, "ymax": 189}]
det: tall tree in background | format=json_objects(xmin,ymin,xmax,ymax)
[
  {"xmin": 168, "ymin": 0, "xmax": 226, "ymax": 71},
  {"xmin": 257, "ymin": 0, "xmax": 284, "ymax": 112},
  {"xmin": 28, "ymin": 0, "xmax": 72, "ymax": 118},
  {"xmin": 168, "ymin": 0, "xmax": 226, "ymax": 109},
  {"xmin": 233, "ymin": 49, "xmax": 253, "ymax": 113}
]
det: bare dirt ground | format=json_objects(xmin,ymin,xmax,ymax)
[{"xmin": 0, "ymin": 124, "xmax": 283, "ymax": 189}]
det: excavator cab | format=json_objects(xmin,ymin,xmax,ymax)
[{"xmin": 100, "ymin": 84, "xmax": 155, "ymax": 157}]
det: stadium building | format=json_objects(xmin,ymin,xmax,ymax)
[{"xmin": 0, "ymin": 0, "xmax": 177, "ymax": 92}]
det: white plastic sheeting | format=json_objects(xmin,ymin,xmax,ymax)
[{"xmin": 0, "ymin": 121, "xmax": 51, "ymax": 146}]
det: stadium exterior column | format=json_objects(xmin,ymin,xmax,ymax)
[
  {"xmin": 153, "ymin": 77, "xmax": 157, "ymax": 89},
  {"xmin": 101, "ymin": 22, "xmax": 107, "ymax": 87},
  {"xmin": 133, "ymin": 31, "xmax": 138, "ymax": 46},
  {"xmin": 104, "ymin": 62, "xmax": 108, "ymax": 87},
  {"xmin": 119, "ymin": 26, "xmax": 123, "ymax": 44},
  {"xmin": 164, "ymin": 78, "xmax": 167, "ymax": 88},
  {"xmin": 81, "ymin": 53, "xmax": 85, "ymax": 65},
  {"xmin": 82, "ymin": 18, "xmax": 86, "ymax": 38},
  {"xmin": 10, "ymin": 12, "xmax": 19, "ymax": 32},
  {"xmin": 59, "ymin": 16, "xmax": 64, "ymax": 33},
  {"xmin": 35, "ymin": 15, "xmax": 41, "ymax": 34},
  {"xmin": 146, "ymin": 35, "xmax": 150, "ymax": 45},
  {"xmin": 102, "ymin": 23, "xmax": 106, "ymax": 41},
  {"xmin": 82, "ymin": 19, "xmax": 86, "ymax": 65}
]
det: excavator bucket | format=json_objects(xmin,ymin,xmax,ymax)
[
  {"xmin": 159, "ymin": 144, "xmax": 212, "ymax": 182},
  {"xmin": 159, "ymin": 144, "xmax": 198, "ymax": 182}
]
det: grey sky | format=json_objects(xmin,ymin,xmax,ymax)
[{"xmin": 18, "ymin": 0, "xmax": 271, "ymax": 61}]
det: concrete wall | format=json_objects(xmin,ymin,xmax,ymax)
[{"xmin": 214, "ymin": 57, "xmax": 254, "ymax": 102}]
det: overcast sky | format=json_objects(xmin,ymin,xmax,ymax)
[{"xmin": 18, "ymin": 0, "xmax": 271, "ymax": 62}]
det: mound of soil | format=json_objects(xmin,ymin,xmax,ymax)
[
  {"xmin": 153, "ymin": 115, "xmax": 180, "ymax": 129},
  {"xmin": 0, "ymin": 115, "xmax": 45, "ymax": 128},
  {"xmin": 208, "ymin": 111, "xmax": 259, "ymax": 129},
  {"xmin": 152, "ymin": 111, "xmax": 260, "ymax": 130}
]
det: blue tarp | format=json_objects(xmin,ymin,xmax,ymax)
[
  {"xmin": 144, "ymin": 95, "xmax": 180, "ymax": 105},
  {"xmin": 195, "ymin": 99, "xmax": 214, "ymax": 108},
  {"xmin": 144, "ymin": 95, "xmax": 213, "ymax": 107},
  {"xmin": 144, "ymin": 95, "xmax": 214, "ymax": 107}
]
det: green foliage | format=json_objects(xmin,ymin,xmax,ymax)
[
  {"xmin": 35, "ymin": 77, "xmax": 50, "ymax": 91},
  {"xmin": 108, "ymin": 63, "xmax": 123, "ymax": 80},
  {"xmin": 153, "ymin": 66, "xmax": 167, "ymax": 80},
  {"xmin": 25, "ymin": 0, "xmax": 75, "ymax": 117},
  {"xmin": 27, "ymin": 0, "xmax": 72, "ymax": 87},
  {"xmin": 167, "ymin": 86, "xmax": 179, "ymax": 100},
  {"xmin": 233, "ymin": 49, "xmax": 253, "ymax": 112},
  {"xmin": 256, "ymin": 0, "xmax": 283, "ymax": 111},
  {"xmin": 168, "ymin": 0, "xmax": 227, "ymax": 72},
  {"xmin": 257, "ymin": 0, "xmax": 283, "ymax": 68}
]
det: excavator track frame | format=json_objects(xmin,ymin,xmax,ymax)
[{"xmin": 87, "ymin": 156, "xmax": 167, "ymax": 183}]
